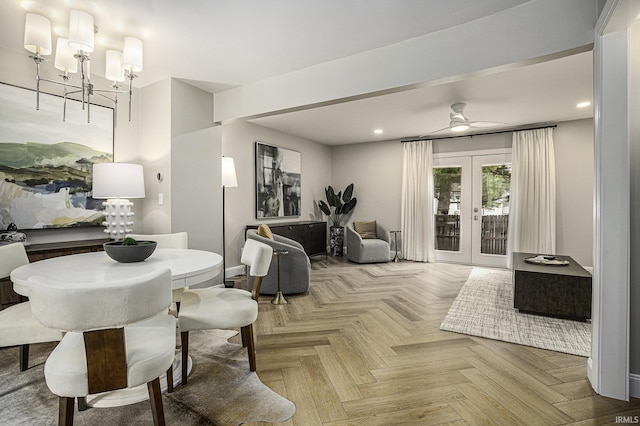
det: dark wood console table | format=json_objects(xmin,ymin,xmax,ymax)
[
  {"xmin": 0, "ymin": 238, "xmax": 109, "ymax": 310},
  {"xmin": 512, "ymin": 252, "xmax": 592, "ymax": 321},
  {"xmin": 246, "ymin": 221, "xmax": 327, "ymax": 258}
]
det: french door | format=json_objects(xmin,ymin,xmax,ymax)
[{"xmin": 433, "ymin": 153, "xmax": 512, "ymax": 268}]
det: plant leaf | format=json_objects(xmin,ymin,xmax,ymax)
[
  {"xmin": 342, "ymin": 198, "xmax": 357, "ymax": 215},
  {"xmin": 326, "ymin": 186, "xmax": 336, "ymax": 207},
  {"xmin": 318, "ymin": 200, "xmax": 331, "ymax": 216},
  {"xmin": 343, "ymin": 183, "xmax": 354, "ymax": 202}
]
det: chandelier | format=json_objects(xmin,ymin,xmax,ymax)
[{"xmin": 23, "ymin": 10, "xmax": 143, "ymax": 124}]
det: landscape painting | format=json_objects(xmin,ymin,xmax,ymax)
[
  {"xmin": 255, "ymin": 142, "xmax": 301, "ymax": 218},
  {"xmin": 0, "ymin": 83, "xmax": 113, "ymax": 230}
]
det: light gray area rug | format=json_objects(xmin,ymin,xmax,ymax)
[
  {"xmin": 440, "ymin": 268, "xmax": 591, "ymax": 357},
  {"xmin": 0, "ymin": 329, "xmax": 295, "ymax": 425}
]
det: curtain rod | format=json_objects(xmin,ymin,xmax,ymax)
[{"xmin": 400, "ymin": 123, "xmax": 558, "ymax": 142}]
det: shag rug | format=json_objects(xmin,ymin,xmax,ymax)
[
  {"xmin": 0, "ymin": 329, "xmax": 295, "ymax": 425},
  {"xmin": 440, "ymin": 268, "xmax": 591, "ymax": 357}
]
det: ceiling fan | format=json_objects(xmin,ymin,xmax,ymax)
[{"xmin": 424, "ymin": 102, "xmax": 504, "ymax": 135}]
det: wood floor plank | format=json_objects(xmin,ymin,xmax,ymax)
[
  {"xmin": 300, "ymin": 354, "xmax": 348, "ymax": 422},
  {"xmin": 314, "ymin": 345, "xmax": 363, "ymax": 402}
]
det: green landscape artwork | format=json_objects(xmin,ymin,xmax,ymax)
[{"xmin": 0, "ymin": 83, "xmax": 113, "ymax": 230}]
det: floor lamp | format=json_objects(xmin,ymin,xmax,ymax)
[{"xmin": 222, "ymin": 157, "xmax": 238, "ymax": 287}]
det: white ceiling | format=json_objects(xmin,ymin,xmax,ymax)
[{"xmin": 0, "ymin": 0, "xmax": 593, "ymax": 145}]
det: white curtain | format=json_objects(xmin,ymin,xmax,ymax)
[
  {"xmin": 509, "ymin": 127, "xmax": 556, "ymax": 256},
  {"xmin": 401, "ymin": 140, "xmax": 435, "ymax": 262}
]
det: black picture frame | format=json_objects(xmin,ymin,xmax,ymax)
[{"xmin": 255, "ymin": 142, "xmax": 301, "ymax": 219}]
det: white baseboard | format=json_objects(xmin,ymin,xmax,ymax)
[{"xmin": 630, "ymin": 373, "xmax": 640, "ymax": 398}]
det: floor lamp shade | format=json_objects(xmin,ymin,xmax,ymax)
[
  {"xmin": 222, "ymin": 157, "xmax": 238, "ymax": 188},
  {"xmin": 92, "ymin": 163, "xmax": 145, "ymax": 239}
]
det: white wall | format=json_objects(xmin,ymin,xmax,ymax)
[
  {"xmin": 139, "ymin": 79, "xmax": 172, "ymax": 234},
  {"xmin": 629, "ymin": 16, "xmax": 640, "ymax": 379},
  {"xmin": 221, "ymin": 121, "xmax": 331, "ymax": 269},
  {"xmin": 329, "ymin": 119, "xmax": 594, "ymax": 265},
  {"xmin": 554, "ymin": 119, "xmax": 594, "ymax": 266}
]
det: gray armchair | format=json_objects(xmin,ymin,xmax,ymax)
[
  {"xmin": 346, "ymin": 222, "xmax": 391, "ymax": 263},
  {"xmin": 246, "ymin": 229, "xmax": 311, "ymax": 295}
]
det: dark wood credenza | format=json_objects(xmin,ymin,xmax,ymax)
[
  {"xmin": 0, "ymin": 239, "xmax": 109, "ymax": 310},
  {"xmin": 245, "ymin": 221, "xmax": 327, "ymax": 258}
]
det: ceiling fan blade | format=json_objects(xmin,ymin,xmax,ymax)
[
  {"xmin": 418, "ymin": 126, "xmax": 451, "ymax": 137},
  {"xmin": 469, "ymin": 121, "xmax": 505, "ymax": 128}
]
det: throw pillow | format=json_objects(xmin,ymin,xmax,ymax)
[
  {"xmin": 257, "ymin": 224, "xmax": 274, "ymax": 240},
  {"xmin": 354, "ymin": 220, "xmax": 377, "ymax": 239}
]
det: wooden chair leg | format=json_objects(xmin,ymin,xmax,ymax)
[
  {"xmin": 241, "ymin": 324, "xmax": 257, "ymax": 372},
  {"xmin": 77, "ymin": 397, "xmax": 88, "ymax": 411},
  {"xmin": 180, "ymin": 331, "xmax": 189, "ymax": 386},
  {"xmin": 19, "ymin": 344, "xmax": 29, "ymax": 371},
  {"xmin": 59, "ymin": 396, "xmax": 74, "ymax": 426},
  {"xmin": 147, "ymin": 377, "xmax": 166, "ymax": 426},
  {"xmin": 166, "ymin": 366, "xmax": 174, "ymax": 393}
]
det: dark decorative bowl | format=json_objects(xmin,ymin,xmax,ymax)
[{"xmin": 103, "ymin": 241, "xmax": 157, "ymax": 263}]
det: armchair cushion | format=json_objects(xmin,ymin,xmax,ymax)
[
  {"xmin": 246, "ymin": 229, "xmax": 310, "ymax": 295},
  {"xmin": 354, "ymin": 220, "xmax": 377, "ymax": 239}
]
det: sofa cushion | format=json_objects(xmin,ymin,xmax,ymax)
[
  {"xmin": 354, "ymin": 221, "xmax": 377, "ymax": 239},
  {"xmin": 257, "ymin": 224, "xmax": 274, "ymax": 240}
]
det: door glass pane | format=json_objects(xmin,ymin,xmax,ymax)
[
  {"xmin": 480, "ymin": 164, "xmax": 511, "ymax": 255},
  {"xmin": 433, "ymin": 167, "xmax": 461, "ymax": 252}
]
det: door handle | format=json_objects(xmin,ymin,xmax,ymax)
[{"xmin": 474, "ymin": 215, "xmax": 479, "ymax": 220}]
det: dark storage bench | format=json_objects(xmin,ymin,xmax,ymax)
[{"xmin": 512, "ymin": 252, "xmax": 592, "ymax": 321}]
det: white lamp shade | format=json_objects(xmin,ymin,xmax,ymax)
[
  {"xmin": 222, "ymin": 157, "xmax": 238, "ymax": 188},
  {"xmin": 54, "ymin": 38, "xmax": 78, "ymax": 73},
  {"xmin": 68, "ymin": 10, "xmax": 94, "ymax": 52},
  {"xmin": 105, "ymin": 50, "xmax": 125, "ymax": 82},
  {"xmin": 24, "ymin": 13, "xmax": 52, "ymax": 55},
  {"xmin": 122, "ymin": 37, "xmax": 143, "ymax": 72},
  {"xmin": 92, "ymin": 163, "xmax": 145, "ymax": 199}
]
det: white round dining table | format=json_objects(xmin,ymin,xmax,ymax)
[
  {"xmin": 9, "ymin": 247, "xmax": 223, "ymax": 408},
  {"xmin": 11, "ymin": 248, "xmax": 223, "ymax": 297}
]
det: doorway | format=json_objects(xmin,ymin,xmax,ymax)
[{"xmin": 433, "ymin": 152, "xmax": 512, "ymax": 267}]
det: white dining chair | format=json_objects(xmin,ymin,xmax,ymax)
[
  {"xmin": 27, "ymin": 268, "xmax": 176, "ymax": 426},
  {"xmin": 177, "ymin": 239, "xmax": 272, "ymax": 384},
  {"xmin": 0, "ymin": 243, "xmax": 62, "ymax": 371},
  {"xmin": 127, "ymin": 232, "xmax": 189, "ymax": 308}
]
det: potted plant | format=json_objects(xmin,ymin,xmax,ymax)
[{"xmin": 318, "ymin": 184, "xmax": 357, "ymax": 256}]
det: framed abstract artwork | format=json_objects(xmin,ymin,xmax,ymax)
[
  {"xmin": 0, "ymin": 82, "xmax": 114, "ymax": 230},
  {"xmin": 255, "ymin": 142, "xmax": 301, "ymax": 218}
]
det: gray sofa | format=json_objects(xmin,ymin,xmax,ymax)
[
  {"xmin": 246, "ymin": 229, "xmax": 311, "ymax": 295},
  {"xmin": 346, "ymin": 222, "xmax": 391, "ymax": 263}
]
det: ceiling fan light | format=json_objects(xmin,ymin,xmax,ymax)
[{"xmin": 450, "ymin": 123, "xmax": 470, "ymax": 132}]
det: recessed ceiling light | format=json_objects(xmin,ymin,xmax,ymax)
[
  {"xmin": 576, "ymin": 101, "xmax": 591, "ymax": 108},
  {"xmin": 374, "ymin": 129, "xmax": 383, "ymax": 134}
]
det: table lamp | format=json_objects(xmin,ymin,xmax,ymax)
[
  {"xmin": 222, "ymin": 156, "xmax": 238, "ymax": 287},
  {"xmin": 92, "ymin": 163, "xmax": 145, "ymax": 240}
]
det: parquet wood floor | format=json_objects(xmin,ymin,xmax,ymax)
[{"xmin": 236, "ymin": 258, "xmax": 640, "ymax": 425}]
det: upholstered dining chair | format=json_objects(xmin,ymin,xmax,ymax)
[
  {"xmin": 27, "ymin": 268, "xmax": 176, "ymax": 426},
  {"xmin": 127, "ymin": 232, "xmax": 189, "ymax": 308},
  {"xmin": 177, "ymin": 239, "xmax": 272, "ymax": 384},
  {"xmin": 0, "ymin": 242, "xmax": 62, "ymax": 371}
]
